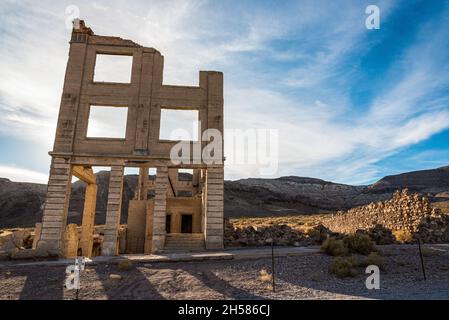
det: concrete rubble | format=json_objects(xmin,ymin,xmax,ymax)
[{"xmin": 324, "ymin": 189, "xmax": 449, "ymax": 243}]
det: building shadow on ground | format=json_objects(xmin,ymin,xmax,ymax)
[
  {"xmin": 97, "ymin": 264, "xmax": 166, "ymax": 300},
  {"xmin": 184, "ymin": 267, "xmax": 265, "ymax": 299},
  {"xmin": 16, "ymin": 266, "xmax": 66, "ymax": 300}
]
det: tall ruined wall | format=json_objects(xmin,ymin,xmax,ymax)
[{"xmin": 323, "ymin": 189, "xmax": 449, "ymax": 243}]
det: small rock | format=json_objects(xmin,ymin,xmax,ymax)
[{"xmin": 109, "ymin": 274, "xmax": 122, "ymax": 280}]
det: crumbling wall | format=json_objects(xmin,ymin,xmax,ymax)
[
  {"xmin": 323, "ymin": 189, "xmax": 449, "ymax": 243},
  {"xmin": 224, "ymin": 220, "xmax": 331, "ymax": 247}
]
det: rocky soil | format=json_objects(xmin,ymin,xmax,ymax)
[{"xmin": 0, "ymin": 245, "xmax": 448, "ymax": 300}]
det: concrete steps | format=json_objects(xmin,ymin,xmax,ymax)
[{"xmin": 164, "ymin": 233, "xmax": 205, "ymax": 252}]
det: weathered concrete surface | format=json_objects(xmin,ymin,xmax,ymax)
[{"xmin": 36, "ymin": 20, "xmax": 225, "ymax": 257}]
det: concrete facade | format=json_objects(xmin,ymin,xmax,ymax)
[{"xmin": 36, "ymin": 21, "xmax": 224, "ymax": 257}]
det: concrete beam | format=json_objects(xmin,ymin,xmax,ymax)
[{"xmin": 72, "ymin": 165, "xmax": 96, "ymax": 184}]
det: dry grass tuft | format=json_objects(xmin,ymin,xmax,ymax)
[
  {"xmin": 321, "ymin": 237, "xmax": 348, "ymax": 256},
  {"xmin": 118, "ymin": 259, "xmax": 133, "ymax": 271},
  {"xmin": 343, "ymin": 233, "xmax": 375, "ymax": 255},
  {"xmin": 393, "ymin": 229, "xmax": 414, "ymax": 243},
  {"xmin": 329, "ymin": 256, "xmax": 358, "ymax": 278},
  {"xmin": 359, "ymin": 252, "xmax": 385, "ymax": 270},
  {"xmin": 259, "ymin": 269, "xmax": 272, "ymax": 282},
  {"xmin": 310, "ymin": 271, "xmax": 323, "ymax": 282}
]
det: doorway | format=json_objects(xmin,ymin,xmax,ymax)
[
  {"xmin": 166, "ymin": 215, "xmax": 171, "ymax": 233},
  {"xmin": 181, "ymin": 214, "xmax": 193, "ymax": 233}
]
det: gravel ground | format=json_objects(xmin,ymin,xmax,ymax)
[{"xmin": 0, "ymin": 245, "xmax": 449, "ymax": 300}]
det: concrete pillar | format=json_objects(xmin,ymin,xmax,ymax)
[
  {"xmin": 32, "ymin": 223, "xmax": 42, "ymax": 249},
  {"xmin": 204, "ymin": 166, "xmax": 224, "ymax": 249},
  {"xmin": 79, "ymin": 183, "xmax": 97, "ymax": 257},
  {"xmin": 63, "ymin": 223, "xmax": 79, "ymax": 258},
  {"xmin": 193, "ymin": 169, "xmax": 200, "ymax": 187},
  {"xmin": 142, "ymin": 167, "xmax": 149, "ymax": 200},
  {"xmin": 144, "ymin": 200, "xmax": 154, "ymax": 254},
  {"xmin": 151, "ymin": 166, "xmax": 168, "ymax": 253},
  {"xmin": 102, "ymin": 166, "xmax": 124, "ymax": 256},
  {"xmin": 36, "ymin": 157, "xmax": 72, "ymax": 256},
  {"xmin": 167, "ymin": 168, "xmax": 178, "ymax": 197},
  {"xmin": 126, "ymin": 200, "xmax": 147, "ymax": 253}
]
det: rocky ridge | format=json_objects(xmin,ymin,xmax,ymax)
[{"xmin": 1, "ymin": 166, "xmax": 449, "ymax": 228}]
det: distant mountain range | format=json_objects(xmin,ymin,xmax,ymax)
[{"xmin": 1, "ymin": 166, "xmax": 449, "ymax": 228}]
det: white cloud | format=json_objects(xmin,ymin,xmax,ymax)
[
  {"xmin": 0, "ymin": 165, "xmax": 48, "ymax": 184},
  {"xmin": 1, "ymin": 0, "xmax": 449, "ymax": 186}
]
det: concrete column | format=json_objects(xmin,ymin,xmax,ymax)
[
  {"xmin": 144, "ymin": 200, "xmax": 154, "ymax": 254},
  {"xmin": 32, "ymin": 223, "xmax": 42, "ymax": 250},
  {"xmin": 205, "ymin": 166, "xmax": 224, "ymax": 249},
  {"xmin": 36, "ymin": 157, "xmax": 72, "ymax": 256},
  {"xmin": 102, "ymin": 166, "xmax": 124, "ymax": 256},
  {"xmin": 136, "ymin": 167, "xmax": 149, "ymax": 200},
  {"xmin": 63, "ymin": 223, "xmax": 79, "ymax": 258},
  {"xmin": 79, "ymin": 183, "xmax": 97, "ymax": 257},
  {"xmin": 151, "ymin": 166, "xmax": 168, "ymax": 253}
]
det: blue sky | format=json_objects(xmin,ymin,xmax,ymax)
[{"xmin": 1, "ymin": 0, "xmax": 449, "ymax": 185}]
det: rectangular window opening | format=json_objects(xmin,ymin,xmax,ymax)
[
  {"xmin": 148, "ymin": 168, "xmax": 157, "ymax": 181},
  {"xmin": 178, "ymin": 169, "xmax": 193, "ymax": 181},
  {"xmin": 87, "ymin": 105, "xmax": 128, "ymax": 139},
  {"xmin": 177, "ymin": 191, "xmax": 193, "ymax": 197},
  {"xmin": 93, "ymin": 54, "xmax": 133, "ymax": 83},
  {"xmin": 159, "ymin": 109, "xmax": 199, "ymax": 141}
]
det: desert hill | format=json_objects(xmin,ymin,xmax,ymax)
[{"xmin": 1, "ymin": 166, "xmax": 449, "ymax": 228}]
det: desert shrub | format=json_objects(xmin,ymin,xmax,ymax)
[
  {"xmin": 306, "ymin": 228, "xmax": 321, "ymax": 241},
  {"xmin": 329, "ymin": 256, "xmax": 358, "ymax": 278},
  {"xmin": 259, "ymin": 269, "xmax": 272, "ymax": 282},
  {"xmin": 359, "ymin": 252, "xmax": 385, "ymax": 270},
  {"xmin": 118, "ymin": 259, "xmax": 133, "ymax": 271},
  {"xmin": 393, "ymin": 229, "xmax": 414, "ymax": 243},
  {"xmin": 366, "ymin": 225, "xmax": 396, "ymax": 245},
  {"xmin": 343, "ymin": 233, "xmax": 375, "ymax": 255},
  {"xmin": 321, "ymin": 237, "xmax": 348, "ymax": 256}
]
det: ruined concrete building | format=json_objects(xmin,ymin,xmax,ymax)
[{"xmin": 36, "ymin": 21, "xmax": 224, "ymax": 257}]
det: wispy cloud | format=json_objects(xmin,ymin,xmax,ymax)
[
  {"xmin": 1, "ymin": 0, "xmax": 449, "ymax": 185},
  {"xmin": 0, "ymin": 165, "xmax": 48, "ymax": 184}
]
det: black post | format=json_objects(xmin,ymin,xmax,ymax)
[
  {"xmin": 271, "ymin": 240, "xmax": 276, "ymax": 293},
  {"xmin": 417, "ymin": 237, "xmax": 427, "ymax": 281}
]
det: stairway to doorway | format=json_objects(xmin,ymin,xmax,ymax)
[{"xmin": 164, "ymin": 233, "xmax": 205, "ymax": 252}]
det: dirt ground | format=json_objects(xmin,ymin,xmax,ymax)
[{"xmin": 1, "ymin": 244, "xmax": 449, "ymax": 300}]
